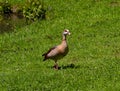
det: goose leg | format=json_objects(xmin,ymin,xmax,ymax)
[{"xmin": 53, "ymin": 61, "xmax": 58, "ymax": 69}]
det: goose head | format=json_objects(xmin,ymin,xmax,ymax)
[{"xmin": 63, "ymin": 29, "xmax": 71, "ymax": 36}]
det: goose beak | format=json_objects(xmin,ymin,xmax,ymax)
[{"xmin": 68, "ymin": 32, "xmax": 71, "ymax": 35}]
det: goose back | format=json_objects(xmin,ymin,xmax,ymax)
[{"xmin": 42, "ymin": 40, "xmax": 69, "ymax": 61}]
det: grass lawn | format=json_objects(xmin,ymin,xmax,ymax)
[{"xmin": 0, "ymin": 0, "xmax": 120, "ymax": 90}]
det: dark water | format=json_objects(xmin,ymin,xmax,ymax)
[{"xmin": 0, "ymin": 13, "xmax": 26, "ymax": 33}]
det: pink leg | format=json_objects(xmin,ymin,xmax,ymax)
[{"xmin": 53, "ymin": 61, "xmax": 58, "ymax": 69}]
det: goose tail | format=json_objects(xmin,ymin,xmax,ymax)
[{"xmin": 42, "ymin": 53, "xmax": 47, "ymax": 61}]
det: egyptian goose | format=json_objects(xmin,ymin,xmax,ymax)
[{"xmin": 42, "ymin": 29, "xmax": 70, "ymax": 69}]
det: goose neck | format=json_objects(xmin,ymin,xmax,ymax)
[{"xmin": 62, "ymin": 34, "xmax": 66, "ymax": 41}]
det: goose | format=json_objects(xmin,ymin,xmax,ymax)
[{"xmin": 42, "ymin": 29, "xmax": 71, "ymax": 69}]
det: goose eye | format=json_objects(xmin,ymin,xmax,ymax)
[
  {"xmin": 64, "ymin": 30, "xmax": 68, "ymax": 32},
  {"xmin": 64, "ymin": 29, "xmax": 69, "ymax": 32},
  {"xmin": 63, "ymin": 29, "xmax": 70, "ymax": 35}
]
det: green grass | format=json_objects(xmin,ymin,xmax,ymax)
[{"xmin": 0, "ymin": 0, "xmax": 120, "ymax": 90}]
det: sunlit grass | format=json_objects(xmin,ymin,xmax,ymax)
[{"xmin": 0, "ymin": 0, "xmax": 120, "ymax": 90}]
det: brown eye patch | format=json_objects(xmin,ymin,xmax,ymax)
[
  {"xmin": 64, "ymin": 30, "xmax": 67, "ymax": 32},
  {"xmin": 64, "ymin": 29, "xmax": 69, "ymax": 32}
]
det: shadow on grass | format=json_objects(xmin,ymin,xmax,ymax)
[{"xmin": 47, "ymin": 63, "xmax": 81, "ymax": 70}]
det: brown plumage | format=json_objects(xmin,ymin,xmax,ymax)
[{"xmin": 42, "ymin": 29, "xmax": 70, "ymax": 69}]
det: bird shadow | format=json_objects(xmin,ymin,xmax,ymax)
[
  {"xmin": 47, "ymin": 63, "xmax": 81, "ymax": 70},
  {"xmin": 60, "ymin": 63, "xmax": 81, "ymax": 70}
]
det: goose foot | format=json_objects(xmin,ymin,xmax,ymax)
[{"xmin": 53, "ymin": 64, "xmax": 59, "ymax": 69}]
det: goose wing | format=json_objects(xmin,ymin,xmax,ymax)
[{"xmin": 42, "ymin": 46, "xmax": 57, "ymax": 61}]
